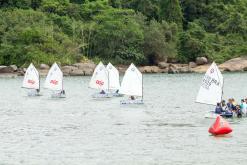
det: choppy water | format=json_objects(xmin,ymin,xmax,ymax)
[{"xmin": 1, "ymin": 73, "xmax": 247, "ymax": 165}]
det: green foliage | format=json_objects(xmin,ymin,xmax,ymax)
[
  {"xmin": 0, "ymin": 9, "xmax": 84, "ymax": 66},
  {"xmin": 144, "ymin": 20, "xmax": 178, "ymax": 64},
  {"xmin": 160, "ymin": 0, "xmax": 183, "ymax": 29},
  {"xmin": 1, "ymin": 0, "xmax": 247, "ymax": 66}
]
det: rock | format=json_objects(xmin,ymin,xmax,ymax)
[
  {"xmin": 139, "ymin": 66, "xmax": 161, "ymax": 73},
  {"xmin": 40, "ymin": 64, "xmax": 50, "ymax": 70},
  {"xmin": 168, "ymin": 64, "xmax": 178, "ymax": 74},
  {"xmin": 189, "ymin": 62, "xmax": 197, "ymax": 68},
  {"xmin": 10, "ymin": 65, "xmax": 18, "ymax": 71},
  {"xmin": 0, "ymin": 66, "xmax": 14, "ymax": 73},
  {"xmin": 219, "ymin": 57, "xmax": 247, "ymax": 72},
  {"xmin": 39, "ymin": 69, "xmax": 49, "ymax": 76},
  {"xmin": 72, "ymin": 61, "xmax": 96, "ymax": 70},
  {"xmin": 61, "ymin": 66, "xmax": 78, "ymax": 76},
  {"xmin": 178, "ymin": 66, "xmax": 190, "ymax": 73},
  {"xmin": 17, "ymin": 70, "xmax": 25, "ymax": 76},
  {"xmin": 0, "ymin": 73, "xmax": 18, "ymax": 78},
  {"xmin": 158, "ymin": 62, "xmax": 169, "ymax": 69},
  {"xmin": 196, "ymin": 57, "xmax": 208, "ymax": 65},
  {"xmin": 84, "ymin": 68, "xmax": 94, "ymax": 76},
  {"xmin": 70, "ymin": 69, "xmax": 85, "ymax": 76},
  {"xmin": 191, "ymin": 64, "xmax": 211, "ymax": 73}
]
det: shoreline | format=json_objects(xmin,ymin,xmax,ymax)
[{"xmin": 1, "ymin": 57, "xmax": 247, "ymax": 77}]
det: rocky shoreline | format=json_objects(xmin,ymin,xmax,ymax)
[{"xmin": 1, "ymin": 57, "xmax": 247, "ymax": 77}]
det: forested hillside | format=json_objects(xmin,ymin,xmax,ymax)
[{"xmin": 0, "ymin": 0, "xmax": 247, "ymax": 67}]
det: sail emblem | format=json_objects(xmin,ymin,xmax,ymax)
[
  {"xmin": 50, "ymin": 80, "xmax": 58, "ymax": 85},
  {"xmin": 131, "ymin": 68, "xmax": 135, "ymax": 71},
  {"xmin": 28, "ymin": 79, "xmax": 35, "ymax": 85},
  {"xmin": 210, "ymin": 68, "xmax": 214, "ymax": 74},
  {"xmin": 96, "ymin": 80, "xmax": 104, "ymax": 86}
]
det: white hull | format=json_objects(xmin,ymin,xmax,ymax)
[
  {"xmin": 112, "ymin": 93, "xmax": 123, "ymax": 97},
  {"xmin": 204, "ymin": 112, "xmax": 219, "ymax": 119},
  {"xmin": 120, "ymin": 99, "xmax": 144, "ymax": 105},
  {"xmin": 51, "ymin": 92, "xmax": 66, "ymax": 98},
  {"xmin": 27, "ymin": 90, "xmax": 41, "ymax": 97},
  {"xmin": 92, "ymin": 93, "xmax": 113, "ymax": 98}
]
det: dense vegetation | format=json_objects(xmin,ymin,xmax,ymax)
[{"xmin": 0, "ymin": 0, "xmax": 247, "ymax": 67}]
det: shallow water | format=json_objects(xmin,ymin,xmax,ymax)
[{"xmin": 0, "ymin": 73, "xmax": 247, "ymax": 165}]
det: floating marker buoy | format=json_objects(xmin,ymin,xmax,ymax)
[{"xmin": 208, "ymin": 116, "xmax": 232, "ymax": 135}]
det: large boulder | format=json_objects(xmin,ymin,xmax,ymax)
[
  {"xmin": 189, "ymin": 62, "xmax": 197, "ymax": 68},
  {"xmin": 219, "ymin": 57, "xmax": 247, "ymax": 72},
  {"xmin": 0, "ymin": 66, "xmax": 14, "ymax": 73},
  {"xmin": 158, "ymin": 62, "xmax": 169, "ymax": 69},
  {"xmin": 40, "ymin": 64, "xmax": 50, "ymax": 70},
  {"xmin": 10, "ymin": 65, "xmax": 18, "ymax": 71},
  {"xmin": 196, "ymin": 57, "xmax": 208, "ymax": 65}
]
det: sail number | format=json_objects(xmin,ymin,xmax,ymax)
[
  {"xmin": 28, "ymin": 79, "xmax": 35, "ymax": 85},
  {"xmin": 202, "ymin": 75, "xmax": 220, "ymax": 89},
  {"xmin": 96, "ymin": 80, "xmax": 104, "ymax": 86},
  {"xmin": 50, "ymin": 80, "xmax": 58, "ymax": 85}
]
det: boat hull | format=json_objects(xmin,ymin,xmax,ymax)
[
  {"xmin": 27, "ymin": 90, "xmax": 41, "ymax": 97},
  {"xmin": 120, "ymin": 99, "xmax": 144, "ymax": 105},
  {"xmin": 51, "ymin": 92, "xmax": 66, "ymax": 98},
  {"xmin": 92, "ymin": 93, "xmax": 113, "ymax": 98},
  {"xmin": 204, "ymin": 111, "xmax": 233, "ymax": 119}
]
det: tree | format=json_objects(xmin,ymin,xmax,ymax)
[{"xmin": 160, "ymin": 0, "xmax": 183, "ymax": 29}]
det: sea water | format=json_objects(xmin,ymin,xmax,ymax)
[{"xmin": 0, "ymin": 73, "xmax": 247, "ymax": 165}]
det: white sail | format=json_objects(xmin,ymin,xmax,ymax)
[
  {"xmin": 119, "ymin": 63, "xmax": 142, "ymax": 97},
  {"xmin": 89, "ymin": 62, "xmax": 109, "ymax": 90},
  {"xmin": 22, "ymin": 63, "xmax": 40, "ymax": 89},
  {"xmin": 44, "ymin": 63, "xmax": 63, "ymax": 91},
  {"xmin": 196, "ymin": 62, "xmax": 223, "ymax": 105},
  {"xmin": 106, "ymin": 63, "xmax": 120, "ymax": 90}
]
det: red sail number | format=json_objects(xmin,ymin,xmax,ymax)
[
  {"xmin": 50, "ymin": 80, "xmax": 58, "ymax": 85},
  {"xmin": 96, "ymin": 80, "xmax": 104, "ymax": 86},
  {"xmin": 28, "ymin": 79, "xmax": 35, "ymax": 85}
]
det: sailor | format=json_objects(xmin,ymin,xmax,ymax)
[
  {"xmin": 227, "ymin": 99, "xmax": 234, "ymax": 111},
  {"xmin": 215, "ymin": 103, "xmax": 223, "ymax": 114},
  {"xmin": 221, "ymin": 100, "xmax": 227, "ymax": 111},
  {"xmin": 236, "ymin": 105, "xmax": 242, "ymax": 118},
  {"xmin": 240, "ymin": 99, "xmax": 247, "ymax": 116},
  {"xmin": 100, "ymin": 90, "xmax": 106, "ymax": 94},
  {"xmin": 130, "ymin": 96, "xmax": 135, "ymax": 100},
  {"xmin": 60, "ymin": 89, "xmax": 65, "ymax": 95}
]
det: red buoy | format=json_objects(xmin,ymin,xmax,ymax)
[{"xmin": 208, "ymin": 116, "xmax": 232, "ymax": 135}]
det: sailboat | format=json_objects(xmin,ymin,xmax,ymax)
[
  {"xmin": 119, "ymin": 63, "xmax": 144, "ymax": 104},
  {"xmin": 22, "ymin": 63, "xmax": 41, "ymax": 96},
  {"xmin": 196, "ymin": 62, "xmax": 225, "ymax": 118},
  {"xmin": 106, "ymin": 62, "xmax": 121, "ymax": 97},
  {"xmin": 44, "ymin": 62, "xmax": 65, "ymax": 98},
  {"xmin": 89, "ymin": 62, "xmax": 112, "ymax": 98}
]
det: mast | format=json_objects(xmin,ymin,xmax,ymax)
[
  {"xmin": 108, "ymin": 69, "xmax": 110, "ymax": 92},
  {"xmin": 142, "ymin": 73, "xmax": 143, "ymax": 101},
  {"xmin": 39, "ymin": 73, "xmax": 40, "ymax": 92}
]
